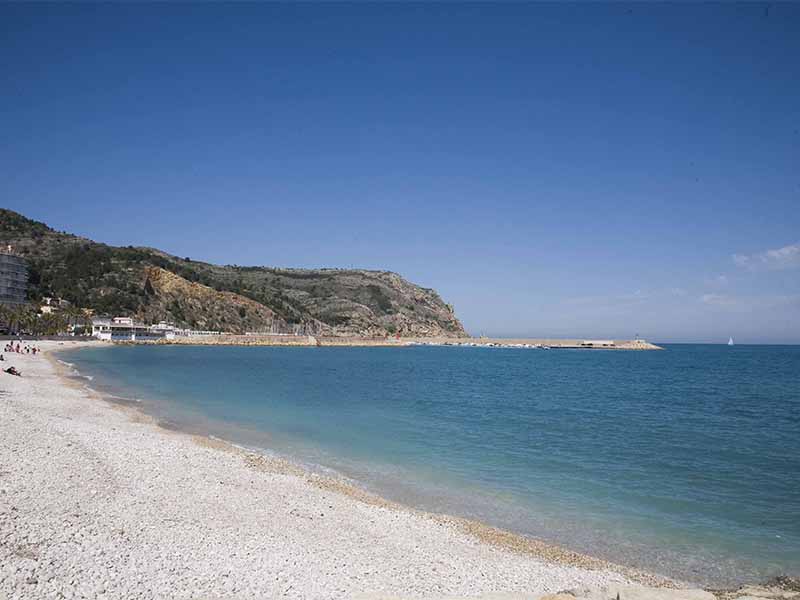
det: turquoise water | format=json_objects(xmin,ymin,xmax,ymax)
[{"xmin": 64, "ymin": 344, "xmax": 800, "ymax": 585}]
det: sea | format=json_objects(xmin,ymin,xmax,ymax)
[{"xmin": 61, "ymin": 343, "xmax": 800, "ymax": 586}]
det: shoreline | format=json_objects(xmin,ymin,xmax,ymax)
[
  {"xmin": 1, "ymin": 341, "xmax": 787, "ymax": 599},
  {"xmin": 46, "ymin": 342, "xmax": 669, "ymax": 585}
]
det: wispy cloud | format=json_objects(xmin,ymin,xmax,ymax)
[
  {"xmin": 700, "ymin": 293, "xmax": 800, "ymax": 311},
  {"xmin": 565, "ymin": 289, "xmax": 650, "ymax": 307},
  {"xmin": 733, "ymin": 242, "xmax": 800, "ymax": 271},
  {"xmin": 701, "ymin": 293, "xmax": 737, "ymax": 307},
  {"xmin": 704, "ymin": 274, "xmax": 728, "ymax": 287}
]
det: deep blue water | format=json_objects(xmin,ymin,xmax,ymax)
[{"xmin": 63, "ymin": 344, "xmax": 800, "ymax": 586}]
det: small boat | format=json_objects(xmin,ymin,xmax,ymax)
[{"xmin": 728, "ymin": 336, "xmax": 734, "ymax": 346}]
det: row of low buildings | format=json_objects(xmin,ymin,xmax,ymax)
[
  {"xmin": 91, "ymin": 317, "xmax": 222, "ymax": 341},
  {"xmin": 0, "ymin": 247, "xmax": 220, "ymax": 341}
]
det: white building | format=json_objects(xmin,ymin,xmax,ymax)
[
  {"xmin": 92, "ymin": 317, "xmax": 169, "ymax": 341},
  {"xmin": 148, "ymin": 321, "xmax": 185, "ymax": 339},
  {"xmin": 91, "ymin": 317, "xmax": 229, "ymax": 341}
]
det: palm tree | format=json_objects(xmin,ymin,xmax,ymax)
[
  {"xmin": 62, "ymin": 305, "xmax": 82, "ymax": 332},
  {"xmin": 71, "ymin": 307, "xmax": 92, "ymax": 336},
  {"xmin": 17, "ymin": 305, "xmax": 38, "ymax": 335},
  {"xmin": 4, "ymin": 305, "xmax": 23, "ymax": 334},
  {"xmin": 37, "ymin": 312, "xmax": 68, "ymax": 335}
]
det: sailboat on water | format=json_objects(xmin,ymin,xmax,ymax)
[{"xmin": 728, "ymin": 336, "xmax": 734, "ymax": 346}]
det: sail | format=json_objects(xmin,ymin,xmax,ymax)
[{"xmin": 728, "ymin": 337, "xmax": 734, "ymax": 346}]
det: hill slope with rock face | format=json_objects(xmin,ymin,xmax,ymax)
[{"xmin": 0, "ymin": 208, "xmax": 467, "ymax": 337}]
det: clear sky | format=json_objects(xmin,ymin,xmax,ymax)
[{"xmin": 2, "ymin": 3, "xmax": 799, "ymax": 343}]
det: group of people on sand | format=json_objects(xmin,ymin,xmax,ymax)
[
  {"xmin": 4, "ymin": 343, "xmax": 39, "ymax": 355},
  {"xmin": 1, "ymin": 342, "xmax": 37, "ymax": 377}
]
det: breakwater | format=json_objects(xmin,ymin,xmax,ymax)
[{"xmin": 136, "ymin": 335, "xmax": 662, "ymax": 350}]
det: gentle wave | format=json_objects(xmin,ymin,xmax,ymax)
[{"xmin": 62, "ymin": 360, "xmax": 94, "ymax": 381}]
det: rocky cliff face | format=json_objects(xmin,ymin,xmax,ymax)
[
  {"xmin": 1, "ymin": 208, "xmax": 467, "ymax": 337},
  {"xmin": 138, "ymin": 267, "xmax": 288, "ymax": 333},
  {"xmin": 243, "ymin": 267, "xmax": 464, "ymax": 337}
]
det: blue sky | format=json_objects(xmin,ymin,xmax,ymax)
[{"xmin": 2, "ymin": 3, "xmax": 799, "ymax": 343}]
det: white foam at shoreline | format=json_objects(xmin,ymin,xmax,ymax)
[{"xmin": 57, "ymin": 357, "xmax": 93, "ymax": 380}]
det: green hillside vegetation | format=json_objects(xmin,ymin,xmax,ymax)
[{"xmin": 0, "ymin": 209, "xmax": 466, "ymax": 337}]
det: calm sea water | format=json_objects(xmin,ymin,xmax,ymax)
[{"xmin": 63, "ymin": 344, "xmax": 799, "ymax": 586}]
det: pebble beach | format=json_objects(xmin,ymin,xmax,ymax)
[{"xmin": 0, "ymin": 341, "xmax": 792, "ymax": 600}]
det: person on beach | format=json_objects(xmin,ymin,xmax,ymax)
[{"xmin": 4, "ymin": 366, "xmax": 21, "ymax": 377}]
